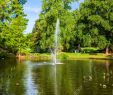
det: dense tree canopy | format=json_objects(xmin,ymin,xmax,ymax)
[
  {"xmin": 0, "ymin": 0, "xmax": 28, "ymax": 54},
  {"xmin": 32, "ymin": 0, "xmax": 77, "ymax": 52},
  {"xmin": 2, "ymin": 0, "xmax": 113, "ymax": 55},
  {"xmin": 73, "ymin": 0, "xmax": 113, "ymax": 50},
  {"xmin": 32, "ymin": 0, "xmax": 113, "ymax": 53}
]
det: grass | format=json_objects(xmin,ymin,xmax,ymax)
[
  {"xmin": 58, "ymin": 52, "xmax": 107, "ymax": 60},
  {"xmin": 18, "ymin": 47, "xmax": 113, "ymax": 60},
  {"xmin": 25, "ymin": 53, "xmax": 51, "ymax": 61},
  {"xmin": 23, "ymin": 52, "xmax": 113, "ymax": 61}
]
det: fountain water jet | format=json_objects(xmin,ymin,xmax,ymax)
[{"xmin": 53, "ymin": 18, "xmax": 60, "ymax": 64}]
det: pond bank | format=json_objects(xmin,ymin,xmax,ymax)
[
  {"xmin": 0, "ymin": 52, "xmax": 15, "ymax": 59},
  {"xmin": 16, "ymin": 52, "xmax": 113, "ymax": 61}
]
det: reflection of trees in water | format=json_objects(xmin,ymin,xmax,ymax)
[
  {"xmin": 31, "ymin": 62, "xmax": 85, "ymax": 95},
  {"xmin": 22, "ymin": 60, "xmax": 113, "ymax": 95},
  {"xmin": 32, "ymin": 65, "xmax": 57, "ymax": 95},
  {"xmin": 0, "ymin": 59, "xmax": 16, "ymax": 94},
  {"xmin": 31, "ymin": 60, "xmax": 94, "ymax": 95},
  {"xmin": 0, "ymin": 59, "xmax": 26, "ymax": 95},
  {"xmin": 82, "ymin": 60, "xmax": 113, "ymax": 95}
]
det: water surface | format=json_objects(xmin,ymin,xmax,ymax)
[{"xmin": 0, "ymin": 59, "xmax": 113, "ymax": 95}]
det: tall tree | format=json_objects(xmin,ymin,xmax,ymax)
[
  {"xmin": 0, "ymin": 0, "xmax": 28, "ymax": 54},
  {"xmin": 73, "ymin": 0, "xmax": 113, "ymax": 52},
  {"xmin": 32, "ymin": 0, "xmax": 77, "ymax": 52}
]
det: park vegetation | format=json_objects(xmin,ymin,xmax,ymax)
[
  {"xmin": 32, "ymin": 0, "xmax": 113, "ymax": 54},
  {"xmin": 0, "ymin": 0, "xmax": 30, "ymax": 58},
  {"xmin": 1, "ymin": 0, "xmax": 113, "ymax": 59}
]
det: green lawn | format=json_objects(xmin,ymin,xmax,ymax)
[
  {"xmin": 58, "ymin": 52, "xmax": 109, "ymax": 60},
  {"xmin": 25, "ymin": 52, "xmax": 113, "ymax": 61}
]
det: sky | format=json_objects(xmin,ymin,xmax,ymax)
[{"xmin": 23, "ymin": 0, "xmax": 84, "ymax": 34}]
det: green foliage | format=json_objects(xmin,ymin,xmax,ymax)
[
  {"xmin": 0, "ymin": 0, "xmax": 28, "ymax": 54},
  {"xmin": 18, "ymin": 33, "xmax": 33, "ymax": 54},
  {"xmin": 73, "ymin": 0, "xmax": 113, "ymax": 50},
  {"xmin": 81, "ymin": 47, "xmax": 99, "ymax": 53},
  {"xmin": 58, "ymin": 53, "xmax": 69, "ymax": 60},
  {"xmin": 18, "ymin": 0, "xmax": 27, "ymax": 5},
  {"xmin": 32, "ymin": 0, "xmax": 77, "ymax": 52},
  {"xmin": 31, "ymin": 0, "xmax": 113, "ymax": 53},
  {"xmin": 0, "ymin": 52, "xmax": 7, "ymax": 58}
]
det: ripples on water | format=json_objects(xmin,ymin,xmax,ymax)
[{"xmin": 0, "ymin": 59, "xmax": 113, "ymax": 95}]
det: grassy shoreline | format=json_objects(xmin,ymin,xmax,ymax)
[{"xmin": 17, "ymin": 52, "xmax": 113, "ymax": 61}]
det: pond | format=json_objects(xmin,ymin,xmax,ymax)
[{"xmin": 0, "ymin": 59, "xmax": 113, "ymax": 95}]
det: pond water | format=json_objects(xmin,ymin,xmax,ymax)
[{"xmin": 0, "ymin": 59, "xmax": 113, "ymax": 95}]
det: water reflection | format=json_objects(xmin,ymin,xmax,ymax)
[
  {"xmin": 0, "ymin": 59, "xmax": 113, "ymax": 95},
  {"xmin": 24, "ymin": 61, "xmax": 38, "ymax": 95},
  {"xmin": 0, "ymin": 59, "xmax": 26, "ymax": 95},
  {"xmin": 82, "ymin": 60, "xmax": 113, "ymax": 95}
]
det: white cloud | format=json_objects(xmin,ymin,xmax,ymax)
[
  {"xmin": 79, "ymin": 0, "xmax": 84, "ymax": 3},
  {"xmin": 23, "ymin": 6, "xmax": 41, "ymax": 33},
  {"xmin": 24, "ymin": 6, "xmax": 41, "ymax": 14}
]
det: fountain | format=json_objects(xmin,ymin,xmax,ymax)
[{"xmin": 52, "ymin": 18, "xmax": 60, "ymax": 64}]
